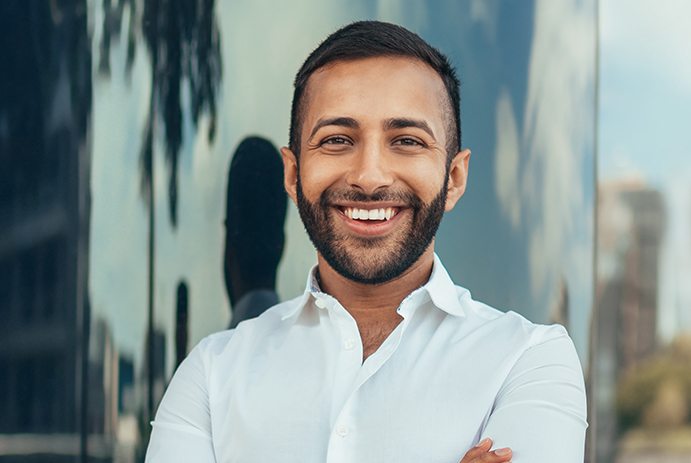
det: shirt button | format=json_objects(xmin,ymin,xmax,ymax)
[
  {"xmin": 343, "ymin": 339, "xmax": 355, "ymax": 350},
  {"xmin": 314, "ymin": 298, "xmax": 327, "ymax": 309},
  {"xmin": 336, "ymin": 425, "xmax": 349, "ymax": 437}
]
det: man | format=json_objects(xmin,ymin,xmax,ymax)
[{"xmin": 146, "ymin": 21, "xmax": 587, "ymax": 463}]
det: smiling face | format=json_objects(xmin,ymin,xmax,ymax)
[{"xmin": 282, "ymin": 56, "xmax": 470, "ymax": 284}]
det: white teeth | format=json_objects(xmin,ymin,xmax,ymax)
[{"xmin": 343, "ymin": 207, "xmax": 397, "ymax": 221}]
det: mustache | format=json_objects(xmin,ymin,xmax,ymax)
[{"xmin": 320, "ymin": 188, "xmax": 422, "ymax": 208}]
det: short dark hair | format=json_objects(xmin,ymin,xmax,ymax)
[{"xmin": 289, "ymin": 21, "xmax": 461, "ymax": 158}]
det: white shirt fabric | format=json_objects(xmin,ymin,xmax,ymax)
[{"xmin": 146, "ymin": 255, "xmax": 587, "ymax": 463}]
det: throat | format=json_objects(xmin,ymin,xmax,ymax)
[{"xmin": 355, "ymin": 309, "xmax": 403, "ymax": 361}]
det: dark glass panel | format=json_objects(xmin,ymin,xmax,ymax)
[{"xmin": 0, "ymin": 0, "xmax": 90, "ymax": 460}]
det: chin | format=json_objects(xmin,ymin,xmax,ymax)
[{"xmin": 327, "ymin": 246, "xmax": 412, "ymax": 285}]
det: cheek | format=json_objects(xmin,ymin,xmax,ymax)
[
  {"xmin": 298, "ymin": 159, "xmax": 341, "ymax": 200},
  {"xmin": 400, "ymin": 161, "xmax": 447, "ymax": 199}
]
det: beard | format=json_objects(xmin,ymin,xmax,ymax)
[{"xmin": 296, "ymin": 176, "xmax": 448, "ymax": 285}]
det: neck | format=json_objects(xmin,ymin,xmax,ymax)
[{"xmin": 316, "ymin": 246, "xmax": 435, "ymax": 322}]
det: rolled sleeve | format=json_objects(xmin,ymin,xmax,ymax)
[
  {"xmin": 481, "ymin": 328, "xmax": 588, "ymax": 462},
  {"xmin": 146, "ymin": 337, "xmax": 216, "ymax": 462}
]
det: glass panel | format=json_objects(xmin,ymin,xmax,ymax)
[
  {"xmin": 0, "ymin": 0, "xmax": 90, "ymax": 461},
  {"xmin": 88, "ymin": 0, "xmax": 161, "ymax": 460}
]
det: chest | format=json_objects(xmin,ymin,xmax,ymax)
[
  {"xmin": 358, "ymin": 318, "xmax": 401, "ymax": 360},
  {"xmin": 210, "ymin": 323, "xmax": 514, "ymax": 463}
]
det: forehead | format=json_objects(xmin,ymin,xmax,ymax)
[{"xmin": 302, "ymin": 56, "xmax": 448, "ymax": 135}]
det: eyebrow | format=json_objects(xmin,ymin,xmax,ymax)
[
  {"xmin": 307, "ymin": 116, "xmax": 436, "ymax": 141},
  {"xmin": 308, "ymin": 117, "xmax": 359, "ymax": 140},
  {"xmin": 384, "ymin": 118, "xmax": 436, "ymax": 140}
]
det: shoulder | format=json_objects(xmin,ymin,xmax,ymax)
[
  {"xmin": 432, "ymin": 256, "xmax": 569, "ymax": 349},
  {"xmin": 453, "ymin": 289, "xmax": 584, "ymax": 398},
  {"xmin": 454, "ymin": 287, "xmax": 576, "ymax": 362},
  {"xmin": 194, "ymin": 294, "xmax": 306, "ymax": 360}
]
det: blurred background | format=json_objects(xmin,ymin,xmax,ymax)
[{"xmin": 0, "ymin": 0, "xmax": 689, "ymax": 461}]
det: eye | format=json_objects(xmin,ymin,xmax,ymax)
[
  {"xmin": 322, "ymin": 136, "xmax": 352, "ymax": 146},
  {"xmin": 393, "ymin": 137, "xmax": 425, "ymax": 147}
]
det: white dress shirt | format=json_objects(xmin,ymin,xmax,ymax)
[{"xmin": 146, "ymin": 255, "xmax": 587, "ymax": 462}]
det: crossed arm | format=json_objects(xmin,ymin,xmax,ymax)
[{"xmin": 461, "ymin": 332, "xmax": 587, "ymax": 462}]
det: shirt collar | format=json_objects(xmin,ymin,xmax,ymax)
[
  {"xmin": 422, "ymin": 253, "xmax": 467, "ymax": 317},
  {"xmin": 280, "ymin": 265, "xmax": 323, "ymax": 320},
  {"xmin": 281, "ymin": 253, "xmax": 467, "ymax": 320}
]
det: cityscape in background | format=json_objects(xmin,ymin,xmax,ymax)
[{"xmin": 1, "ymin": 0, "xmax": 690, "ymax": 462}]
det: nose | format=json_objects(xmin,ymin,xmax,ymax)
[{"xmin": 344, "ymin": 142, "xmax": 394, "ymax": 194}]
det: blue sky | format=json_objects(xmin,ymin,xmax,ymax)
[
  {"xmin": 600, "ymin": 0, "xmax": 691, "ymax": 340},
  {"xmin": 600, "ymin": 0, "xmax": 691, "ymax": 184}
]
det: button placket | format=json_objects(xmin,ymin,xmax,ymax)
[
  {"xmin": 327, "ymin": 398, "xmax": 356, "ymax": 463},
  {"xmin": 343, "ymin": 338, "xmax": 356, "ymax": 350},
  {"xmin": 327, "ymin": 303, "xmax": 363, "ymax": 428},
  {"xmin": 326, "ymin": 298, "xmax": 419, "ymax": 463}
]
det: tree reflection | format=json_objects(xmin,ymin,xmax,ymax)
[
  {"xmin": 99, "ymin": 0, "xmax": 222, "ymax": 226},
  {"xmin": 98, "ymin": 0, "xmax": 222, "ymax": 420},
  {"xmin": 617, "ymin": 333, "xmax": 691, "ymax": 456}
]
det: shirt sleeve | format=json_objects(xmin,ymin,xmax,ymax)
[
  {"xmin": 481, "ymin": 328, "xmax": 588, "ymax": 462},
  {"xmin": 145, "ymin": 337, "xmax": 216, "ymax": 462}
]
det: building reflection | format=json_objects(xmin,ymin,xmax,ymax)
[
  {"xmin": 0, "ymin": 0, "xmax": 91, "ymax": 461},
  {"xmin": 2, "ymin": 0, "xmax": 690, "ymax": 461},
  {"xmin": 600, "ymin": 180, "xmax": 665, "ymax": 372},
  {"xmin": 594, "ymin": 179, "xmax": 666, "ymax": 461},
  {"xmin": 87, "ymin": 319, "xmax": 166, "ymax": 462}
]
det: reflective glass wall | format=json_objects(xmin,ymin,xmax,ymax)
[
  {"xmin": 1, "ymin": 0, "xmax": 687, "ymax": 462},
  {"xmin": 0, "ymin": 1, "xmax": 91, "ymax": 461}
]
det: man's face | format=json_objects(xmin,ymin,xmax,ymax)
[{"xmin": 282, "ymin": 56, "xmax": 469, "ymax": 284}]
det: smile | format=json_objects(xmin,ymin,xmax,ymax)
[
  {"xmin": 340, "ymin": 207, "xmax": 399, "ymax": 221},
  {"xmin": 332, "ymin": 204, "xmax": 406, "ymax": 237}
]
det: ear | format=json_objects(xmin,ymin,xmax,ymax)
[
  {"xmin": 444, "ymin": 148, "xmax": 471, "ymax": 211},
  {"xmin": 280, "ymin": 147, "xmax": 299, "ymax": 205}
]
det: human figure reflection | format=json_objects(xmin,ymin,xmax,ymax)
[{"xmin": 224, "ymin": 136, "xmax": 287, "ymax": 329}]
